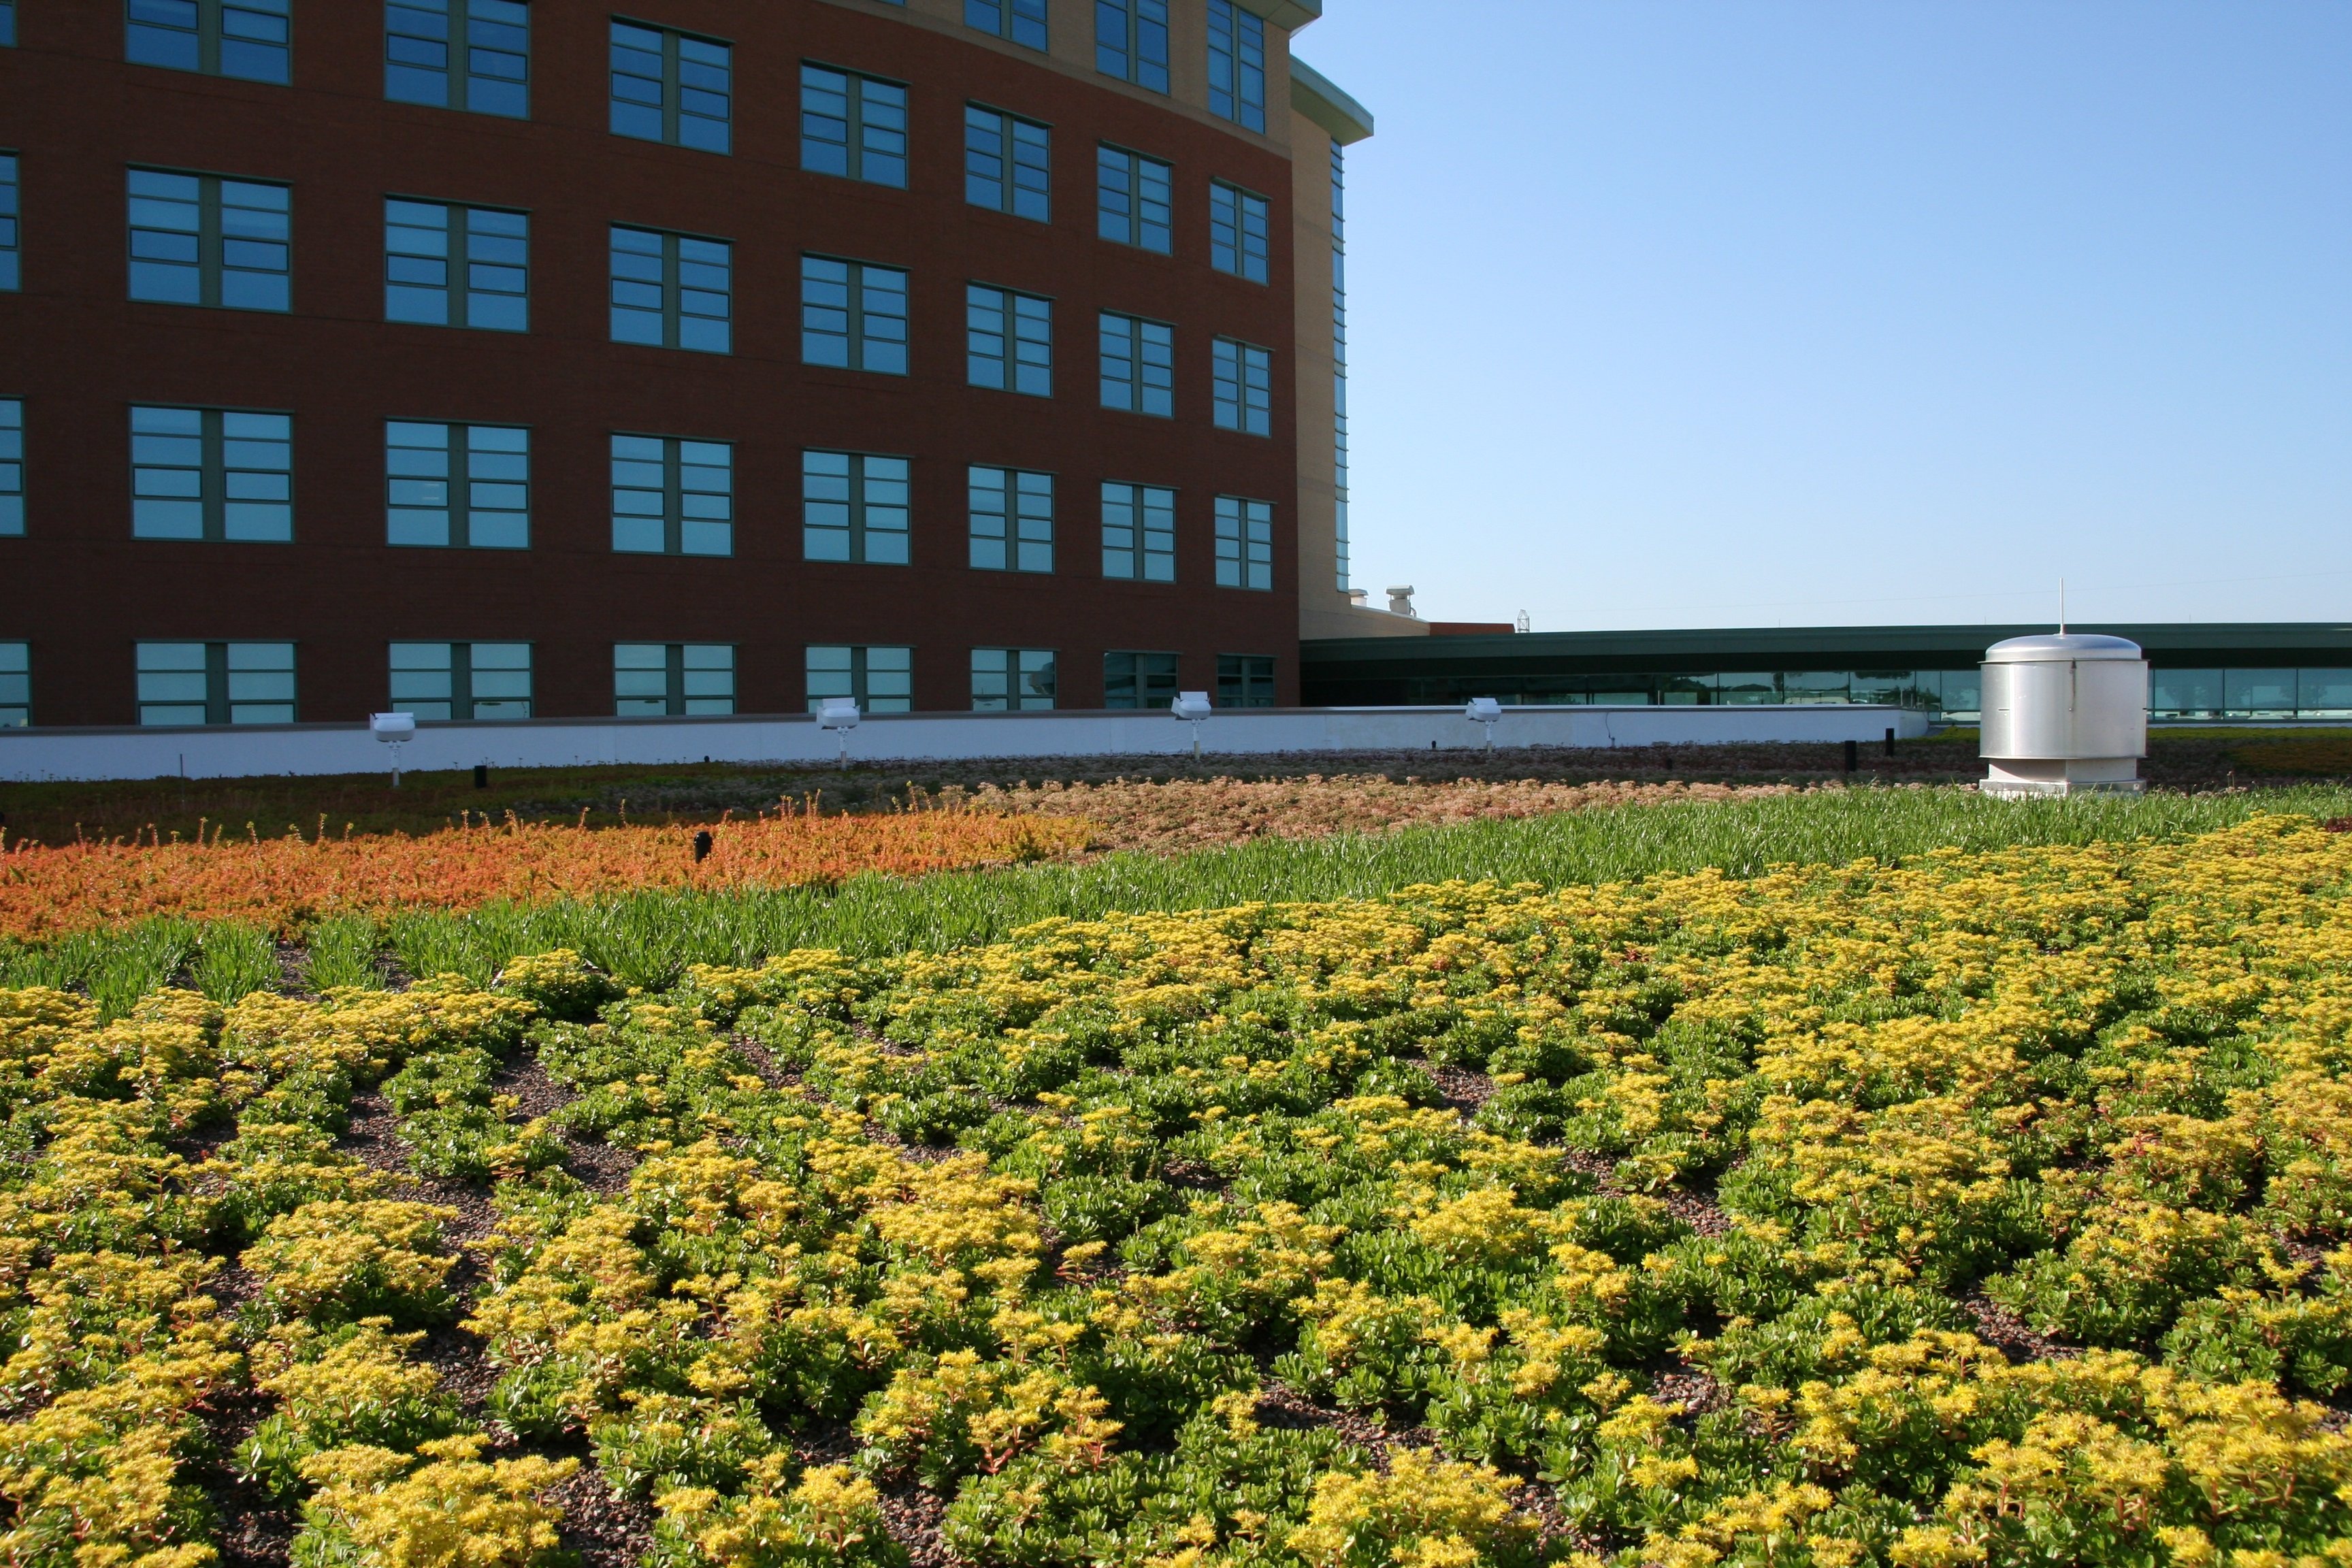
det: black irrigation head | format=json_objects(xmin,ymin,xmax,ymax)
[{"xmin": 693, "ymin": 829, "xmax": 715, "ymax": 863}]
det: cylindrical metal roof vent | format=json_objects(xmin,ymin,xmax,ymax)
[{"xmin": 1980, "ymin": 633, "xmax": 2148, "ymax": 798}]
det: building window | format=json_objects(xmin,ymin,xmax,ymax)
[
  {"xmin": 385, "ymin": 0, "xmax": 527, "ymax": 118},
  {"xmin": 1331, "ymin": 140, "xmax": 1350, "ymax": 592},
  {"xmin": 0, "ymin": 152, "xmax": 17, "ymax": 291},
  {"xmin": 1095, "ymin": 0, "xmax": 1167, "ymax": 91},
  {"xmin": 610, "ymin": 225, "xmax": 730, "ymax": 353},
  {"xmin": 1218, "ymin": 653, "xmax": 1275, "ymax": 708},
  {"xmin": 127, "ymin": 0, "xmax": 291, "ymax": 84},
  {"xmin": 1210, "ymin": 181, "xmax": 1269, "ymax": 283},
  {"xmin": 611, "ymin": 434, "xmax": 732, "ymax": 556},
  {"xmin": 803, "ymin": 257, "xmax": 909, "ymax": 374},
  {"xmin": 127, "ymin": 169, "xmax": 291, "ymax": 312},
  {"xmin": 1212, "ymin": 338, "xmax": 1272, "ymax": 435},
  {"xmin": 137, "ymin": 641, "xmax": 295, "ymax": 725},
  {"xmin": 1100, "ymin": 482, "xmax": 1174, "ymax": 582},
  {"xmin": 1214, "ymin": 495, "xmax": 1272, "ymax": 589},
  {"xmin": 1104, "ymin": 650, "xmax": 1177, "ymax": 710},
  {"xmin": 0, "ymin": 644, "xmax": 24, "ymax": 729},
  {"xmin": 1205, "ymin": 0, "xmax": 1265, "ymax": 133},
  {"xmin": 386, "ymin": 421, "xmax": 528, "ymax": 549},
  {"xmin": 385, "ymin": 199, "xmax": 527, "ymax": 330},
  {"xmin": 1099, "ymin": 312, "xmax": 1173, "ymax": 417},
  {"xmin": 969, "ymin": 466, "xmax": 1052, "ymax": 573},
  {"xmin": 973, "ymin": 647, "xmax": 1055, "ymax": 710},
  {"xmin": 0, "ymin": 2, "xmax": 14, "ymax": 46},
  {"xmin": 966, "ymin": 106, "xmax": 1050, "ymax": 222},
  {"xmin": 807, "ymin": 644, "xmax": 911, "ymax": 714},
  {"xmin": 131, "ymin": 406, "xmax": 292, "ymax": 542},
  {"xmin": 1096, "ymin": 145, "xmax": 1171, "ymax": 253},
  {"xmin": 610, "ymin": 20, "xmax": 730, "ymax": 153},
  {"xmin": 965, "ymin": 0, "xmax": 1046, "ymax": 51},
  {"xmin": 615, "ymin": 642, "xmax": 734, "ymax": 715},
  {"xmin": 968, "ymin": 285, "xmax": 1053, "ymax": 397},
  {"xmin": 801, "ymin": 65, "xmax": 908, "ymax": 188},
  {"xmin": 389, "ymin": 641, "xmax": 531, "ymax": 721},
  {"xmin": 802, "ymin": 451, "xmax": 909, "ymax": 565},
  {"xmin": 0, "ymin": 399, "xmax": 19, "ymax": 537}
]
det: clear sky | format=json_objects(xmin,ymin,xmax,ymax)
[{"xmin": 1298, "ymin": 1, "xmax": 2351, "ymax": 632}]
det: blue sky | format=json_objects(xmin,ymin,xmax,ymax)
[{"xmin": 1298, "ymin": 1, "xmax": 2351, "ymax": 631}]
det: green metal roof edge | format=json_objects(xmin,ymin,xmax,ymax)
[
  {"xmin": 1302, "ymin": 623, "xmax": 2352, "ymax": 669},
  {"xmin": 1291, "ymin": 58, "xmax": 1373, "ymax": 144}
]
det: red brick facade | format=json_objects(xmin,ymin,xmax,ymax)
[{"xmin": 0, "ymin": 0, "xmax": 1305, "ymax": 722}]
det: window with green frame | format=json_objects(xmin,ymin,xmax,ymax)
[{"xmin": 807, "ymin": 644, "xmax": 913, "ymax": 713}]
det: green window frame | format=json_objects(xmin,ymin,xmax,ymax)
[
  {"xmin": 970, "ymin": 466, "xmax": 1053, "ymax": 573},
  {"xmin": 1210, "ymin": 180, "xmax": 1269, "ymax": 283},
  {"xmin": 385, "ymin": 0, "xmax": 529, "ymax": 118},
  {"xmin": 1100, "ymin": 482, "xmax": 1175, "ymax": 582},
  {"xmin": 385, "ymin": 421, "xmax": 528, "ymax": 549},
  {"xmin": 127, "ymin": 168, "xmax": 291, "ymax": 312},
  {"xmin": 1216, "ymin": 653, "xmax": 1275, "ymax": 708},
  {"xmin": 0, "ymin": 642, "xmax": 26, "ymax": 728},
  {"xmin": 1214, "ymin": 495, "xmax": 1272, "ymax": 590},
  {"xmin": 610, "ymin": 434, "xmax": 732, "ymax": 556},
  {"xmin": 126, "ymin": 0, "xmax": 291, "ymax": 84},
  {"xmin": 1100, "ymin": 312, "xmax": 1173, "ymax": 416},
  {"xmin": 1096, "ymin": 144, "xmax": 1171, "ymax": 252},
  {"xmin": 136, "ymin": 640, "xmax": 295, "ymax": 725},
  {"xmin": 966, "ymin": 105, "xmax": 1051, "ymax": 221},
  {"xmin": 802, "ymin": 256, "xmax": 909, "ymax": 374},
  {"xmin": 0, "ymin": 399, "xmax": 20, "ymax": 537},
  {"xmin": 1205, "ymin": 0, "xmax": 1264, "ymax": 132},
  {"xmin": 968, "ymin": 284, "xmax": 1054, "ymax": 397},
  {"xmin": 0, "ymin": 151, "xmax": 18, "ymax": 291},
  {"xmin": 966, "ymin": 0, "xmax": 1047, "ymax": 51},
  {"xmin": 1094, "ymin": 0, "xmax": 1168, "ymax": 91},
  {"xmin": 610, "ymin": 225, "xmax": 730, "ymax": 353},
  {"xmin": 131, "ymin": 405, "xmax": 292, "ymax": 542},
  {"xmin": 1211, "ymin": 338, "xmax": 1272, "ymax": 436},
  {"xmin": 615, "ymin": 642, "xmax": 735, "ymax": 715},
  {"xmin": 972, "ymin": 647, "xmax": 1056, "ymax": 710},
  {"xmin": 801, "ymin": 65, "xmax": 909, "ymax": 187},
  {"xmin": 1104, "ymin": 650, "xmax": 1178, "ymax": 710},
  {"xmin": 385, "ymin": 199, "xmax": 527, "ymax": 330},
  {"xmin": 802, "ymin": 451, "xmax": 910, "ymax": 565},
  {"xmin": 609, "ymin": 18, "xmax": 730, "ymax": 153},
  {"xmin": 388, "ymin": 640, "xmax": 532, "ymax": 720},
  {"xmin": 807, "ymin": 644, "xmax": 913, "ymax": 713}
]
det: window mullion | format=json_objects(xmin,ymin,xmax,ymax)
[
  {"xmin": 451, "ymin": 429, "xmax": 473, "ymax": 547},
  {"xmin": 199, "ymin": 408, "xmax": 225, "ymax": 541},
  {"xmin": 204, "ymin": 640, "xmax": 229, "ymax": 725},
  {"xmin": 449, "ymin": 210, "xmax": 471, "ymax": 328},
  {"xmin": 197, "ymin": 178, "xmax": 223, "ymax": 308},
  {"xmin": 663, "ymin": 438, "xmax": 683, "ymax": 555},
  {"xmin": 663, "ymin": 31, "xmax": 681, "ymax": 145},
  {"xmin": 847, "ymin": 84, "xmax": 862, "ymax": 180},
  {"xmin": 662, "ymin": 233, "xmax": 679, "ymax": 348},
  {"xmin": 451, "ymin": 0, "xmax": 471, "ymax": 87},
  {"xmin": 846, "ymin": 455, "xmax": 866, "ymax": 562},
  {"xmin": 666, "ymin": 642, "xmax": 684, "ymax": 714},
  {"xmin": 847, "ymin": 272, "xmax": 864, "ymax": 371},
  {"xmin": 198, "ymin": 0, "xmax": 222, "ymax": 75},
  {"xmin": 452, "ymin": 643, "xmax": 474, "ymax": 721}
]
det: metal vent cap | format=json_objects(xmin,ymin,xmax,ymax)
[{"xmin": 1984, "ymin": 633, "xmax": 2144, "ymax": 664}]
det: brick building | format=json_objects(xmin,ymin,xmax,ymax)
[{"xmin": 0, "ymin": 0, "xmax": 1401, "ymax": 730}]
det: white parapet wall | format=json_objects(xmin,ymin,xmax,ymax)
[{"xmin": 0, "ymin": 704, "xmax": 1934, "ymax": 783}]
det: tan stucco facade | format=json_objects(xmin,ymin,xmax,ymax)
[{"xmin": 1288, "ymin": 69, "xmax": 1428, "ymax": 639}]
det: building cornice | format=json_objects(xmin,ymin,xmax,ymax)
[
  {"xmin": 1236, "ymin": 0, "xmax": 1323, "ymax": 30},
  {"xmin": 1290, "ymin": 57, "xmax": 1373, "ymax": 144}
]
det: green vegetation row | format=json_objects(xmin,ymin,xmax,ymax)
[{"xmin": 9, "ymin": 785, "xmax": 2350, "ymax": 1011}]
